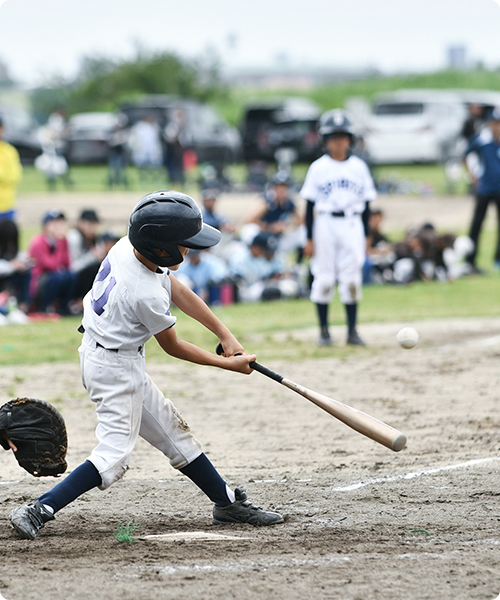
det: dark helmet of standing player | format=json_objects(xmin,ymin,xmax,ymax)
[
  {"xmin": 318, "ymin": 110, "xmax": 355, "ymax": 140},
  {"xmin": 128, "ymin": 190, "xmax": 221, "ymax": 267}
]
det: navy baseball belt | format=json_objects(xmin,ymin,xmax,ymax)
[
  {"xmin": 78, "ymin": 325, "xmax": 143, "ymax": 353},
  {"xmin": 322, "ymin": 211, "xmax": 360, "ymax": 217}
]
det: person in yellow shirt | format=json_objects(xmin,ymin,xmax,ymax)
[{"xmin": 0, "ymin": 116, "xmax": 22, "ymax": 221}]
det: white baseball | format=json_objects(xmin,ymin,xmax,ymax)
[{"xmin": 397, "ymin": 327, "xmax": 419, "ymax": 349}]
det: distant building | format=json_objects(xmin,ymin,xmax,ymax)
[{"xmin": 447, "ymin": 45, "xmax": 468, "ymax": 70}]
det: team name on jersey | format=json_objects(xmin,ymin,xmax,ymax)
[{"xmin": 318, "ymin": 178, "xmax": 364, "ymax": 198}]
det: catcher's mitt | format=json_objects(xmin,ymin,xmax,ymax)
[{"xmin": 0, "ymin": 397, "xmax": 67, "ymax": 477}]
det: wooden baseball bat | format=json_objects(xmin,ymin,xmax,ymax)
[{"xmin": 216, "ymin": 343, "xmax": 407, "ymax": 452}]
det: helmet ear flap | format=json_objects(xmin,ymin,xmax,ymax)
[{"xmin": 128, "ymin": 190, "xmax": 220, "ymax": 268}]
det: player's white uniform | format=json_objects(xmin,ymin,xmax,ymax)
[
  {"xmin": 80, "ymin": 237, "xmax": 202, "ymax": 490},
  {"xmin": 300, "ymin": 154, "xmax": 377, "ymax": 305}
]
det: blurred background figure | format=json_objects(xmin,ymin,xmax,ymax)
[
  {"xmin": 164, "ymin": 108, "xmax": 186, "ymax": 185},
  {"xmin": 107, "ymin": 114, "xmax": 130, "ymax": 189},
  {"xmin": 229, "ymin": 231, "xmax": 301, "ymax": 302},
  {"xmin": 462, "ymin": 106, "xmax": 500, "ymax": 273},
  {"xmin": 67, "ymin": 209, "xmax": 107, "ymax": 313},
  {"xmin": 0, "ymin": 116, "xmax": 22, "ymax": 222},
  {"xmin": 243, "ymin": 170, "xmax": 303, "ymax": 262},
  {"xmin": 128, "ymin": 114, "xmax": 163, "ymax": 184},
  {"xmin": 200, "ymin": 188, "xmax": 235, "ymax": 234},
  {"xmin": 461, "ymin": 103, "xmax": 485, "ymax": 143},
  {"xmin": 36, "ymin": 106, "xmax": 73, "ymax": 189},
  {"xmin": 175, "ymin": 249, "xmax": 230, "ymax": 304},
  {"xmin": 441, "ymin": 235, "xmax": 475, "ymax": 279},
  {"xmin": 97, "ymin": 231, "xmax": 120, "ymax": 257},
  {"xmin": 199, "ymin": 188, "xmax": 238, "ymax": 262},
  {"xmin": 28, "ymin": 209, "xmax": 76, "ymax": 315},
  {"xmin": 34, "ymin": 146, "xmax": 68, "ymax": 191},
  {"xmin": 362, "ymin": 208, "xmax": 395, "ymax": 284},
  {"xmin": 0, "ymin": 218, "xmax": 32, "ymax": 316}
]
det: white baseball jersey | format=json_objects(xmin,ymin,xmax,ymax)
[
  {"xmin": 300, "ymin": 153, "xmax": 377, "ymax": 305},
  {"xmin": 80, "ymin": 237, "xmax": 202, "ymax": 490},
  {"xmin": 300, "ymin": 153, "xmax": 376, "ymax": 215},
  {"xmin": 82, "ymin": 237, "xmax": 177, "ymax": 350}
]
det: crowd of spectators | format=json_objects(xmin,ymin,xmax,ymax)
[
  {"xmin": 362, "ymin": 209, "xmax": 474, "ymax": 285},
  {"xmin": 0, "ymin": 208, "xmax": 119, "ymax": 323},
  {"xmin": 0, "ymin": 168, "xmax": 484, "ymax": 324}
]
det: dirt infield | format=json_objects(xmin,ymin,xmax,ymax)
[
  {"xmin": 14, "ymin": 189, "xmax": 482, "ymax": 234},
  {"xmin": 1, "ymin": 316, "xmax": 500, "ymax": 600}
]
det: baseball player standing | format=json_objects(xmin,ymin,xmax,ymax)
[
  {"xmin": 301, "ymin": 110, "xmax": 377, "ymax": 346},
  {"xmin": 9, "ymin": 190, "xmax": 283, "ymax": 540}
]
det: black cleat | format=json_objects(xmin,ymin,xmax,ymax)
[
  {"xmin": 9, "ymin": 500, "xmax": 54, "ymax": 540},
  {"xmin": 347, "ymin": 329, "xmax": 366, "ymax": 346},
  {"xmin": 213, "ymin": 487, "xmax": 284, "ymax": 526},
  {"xmin": 318, "ymin": 332, "xmax": 333, "ymax": 347}
]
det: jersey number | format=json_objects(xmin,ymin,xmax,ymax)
[{"xmin": 91, "ymin": 258, "xmax": 117, "ymax": 316}]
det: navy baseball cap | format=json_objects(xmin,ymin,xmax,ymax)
[
  {"xmin": 42, "ymin": 208, "xmax": 65, "ymax": 224},
  {"xmin": 79, "ymin": 209, "xmax": 99, "ymax": 222},
  {"xmin": 251, "ymin": 232, "xmax": 278, "ymax": 253}
]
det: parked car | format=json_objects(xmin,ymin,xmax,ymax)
[
  {"xmin": 240, "ymin": 98, "xmax": 322, "ymax": 164},
  {"xmin": 0, "ymin": 105, "xmax": 42, "ymax": 164},
  {"xmin": 119, "ymin": 96, "xmax": 242, "ymax": 166},
  {"xmin": 362, "ymin": 90, "xmax": 469, "ymax": 165},
  {"xmin": 63, "ymin": 112, "xmax": 123, "ymax": 165}
]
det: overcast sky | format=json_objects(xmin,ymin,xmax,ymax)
[{"xmin": 1, "ymin": 0, "xmax": 500, "ymax": 86}]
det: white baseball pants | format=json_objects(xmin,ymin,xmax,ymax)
[
  {"xmin": 310, "ymin": 214, "xmax": 365, "ymax": 305},
  {"xmin": 79, "ymin": 334, "xmax": 202, "ymax": 490}
]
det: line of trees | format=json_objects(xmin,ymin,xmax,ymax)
[{"xmin": 30, "ymin": 47, "xmax": 228, "ymax": 122}]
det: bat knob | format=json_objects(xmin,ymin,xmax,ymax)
[
  {"xmin": 392, "ymin": 433, "xmax": 407, "ymax": 452},
  {"xmin": 215, "ymin": 343, "xmax": 224, "ymax": 355}
]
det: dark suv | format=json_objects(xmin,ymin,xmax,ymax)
[
  {"xmin": 240, "ymin": 98, "xmax": 322, "ymax": 164},
  {"xmin": 120, "ymin": 95, "xmax": 242, "ymax": 165}
]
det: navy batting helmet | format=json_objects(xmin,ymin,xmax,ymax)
[
  {"xmin": 128, "ymin": 190, "xmax": 221, "ymax": 267},
  {"xmin": 318, "ymin": 110, "xmax": 354, "ymax": 139}
]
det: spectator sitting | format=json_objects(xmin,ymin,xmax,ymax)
[
  {"xmin": 441, "ymin": 235, "xmax": 475, "ymax": 280},
  {"xmin": 201, "ymin": 189, "xmax": 235, "ymax": 234},
  {"xmin": 229, "ymin": 232, "xmax": 301, "ymax": 302},
  {"xmin": 363, "ymin": 208, "xmax": 395, "ymax": 284},
  {"xmin": 175, "ymin": 249, "xmax": 229, "ymax": 304},
  {"xmin": 243, "ymin": 171, "xmax": 304, "ymax": 261},
  {"xmin": 67, "ymin": 209, "xmax": 107, "ymax": 310},
  {"xmin": 0, "ymin": 218, "xmax": 32, "ymax": 314},
  {"xmin": 97, "ymin": 231, "xmax": 120, "ymax": 256},
  {"xmin": 28, "ymin": 209, "xmax": 77, "ymax": 315}
]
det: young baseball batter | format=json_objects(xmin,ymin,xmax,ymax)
[
  {"xmin": 301, "ymin": 110, "xmax": 377, "ymax": 347},
  {"xmin": 9, "ymin": 190, "xmax": 284, "ymax": 540}
]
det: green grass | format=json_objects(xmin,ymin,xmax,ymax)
[
  {"xmin": 1, "ymin": 266, "xmax": 498, "ymax": 366},
  {"xmin": 113, "ymin": 521, "xmax": 140, "ymax": 544},
  {"xmin": 18, "ymin": 162, "xmax": 466, "ymax": 196}
]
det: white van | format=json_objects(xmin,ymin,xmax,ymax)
[{"xmin": 362, "ymin": 90, "xmax": 468, "ymax": 165}]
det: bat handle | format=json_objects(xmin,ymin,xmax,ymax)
[
  {"xmin": 216, "ymin": 343, "xmax": 283, "ymax": 383},
  {"xmin": 249, "ymin": 361, "xmax": 283, "ymax": 383}
]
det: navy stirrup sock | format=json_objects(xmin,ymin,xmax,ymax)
[
  {"xmin": 38, "ymin": 460, "xmax": 102, "ymax": 514},
  {"xmin": 316, "ymin": 303, "xmax": 329, "ymax": 331},
  {"xmin": 180, "ymin": 453, "xmax": 231, "ymax": 507},
  {"xmin": 345, "ymin": 303, "xmax": 357, "ymax": 333}
]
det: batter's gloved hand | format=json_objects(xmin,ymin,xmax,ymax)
[{"xmin": 0, "ymin": 398, "xmax": 68, "ymax": 477}]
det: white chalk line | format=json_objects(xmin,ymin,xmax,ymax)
[
  {"xmin": 437, "ymin": 334, "xmax": 500, "ymax": 352},
  {"xmin": 331, "ymin": 456, "xmax": 500, "ymax": 492}
]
